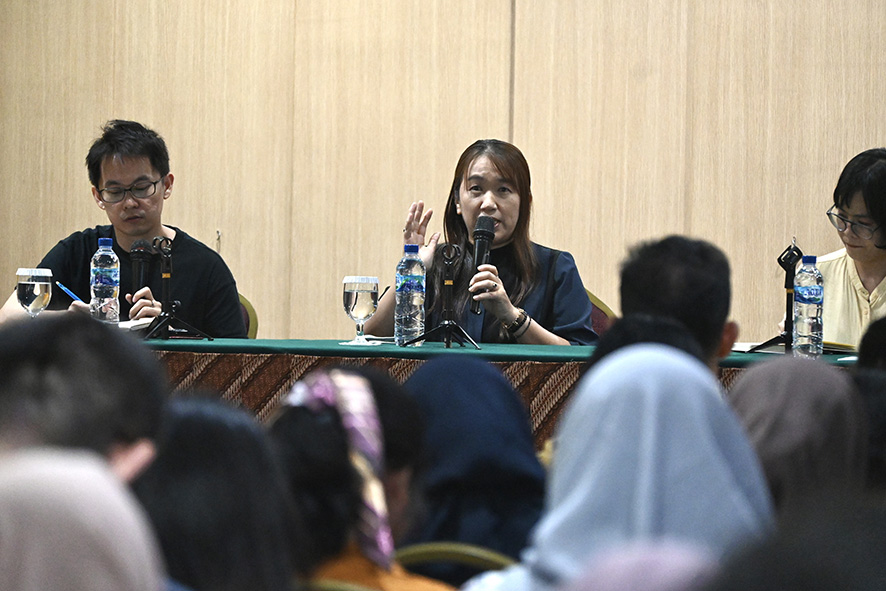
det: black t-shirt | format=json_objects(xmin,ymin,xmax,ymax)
[{"xmin": 39, "ymin": 225, "xmax": 247, "ymax": 338}]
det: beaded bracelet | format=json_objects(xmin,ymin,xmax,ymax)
[{"xmin": 513, "ymin": 316, "xmax": 532, "ymax": 339}]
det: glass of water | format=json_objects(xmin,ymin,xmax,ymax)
[
  {"xmin": 341, "ymin": 276, "xmax": 380, "ymax": 345},
  {"xmin": 16, "ymin": 268, "xmax": 52, "ymax": 318}
]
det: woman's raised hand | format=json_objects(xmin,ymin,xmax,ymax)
[{"xmin": 403, "ymin": 201, "xmax": 440, "ymax": 268}]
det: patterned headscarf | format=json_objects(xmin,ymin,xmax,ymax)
[{"xmin": 283, "ymin": 369, "xmax": 394, "ymax": 569}]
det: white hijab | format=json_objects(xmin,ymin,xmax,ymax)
[{"xmin": 462, "ymin": 344, "xmax": 773, "ymax": 591}]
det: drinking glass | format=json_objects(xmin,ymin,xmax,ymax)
[
  {"xmin": 341, "ymin": 276, "xmax": 380, "ymax": 345},
  {"xmin": 16, "ymin": 268, "xmax": 52, "ymax": 318}
]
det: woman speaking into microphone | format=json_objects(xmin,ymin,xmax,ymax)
[{"xmin": 367, "ymin": 139, "xmax": 597, "ymax": 345}]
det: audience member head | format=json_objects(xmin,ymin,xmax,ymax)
[
  {"xmin": 267, "ymin": 369, "xmax": 396, "ymax": 575},
  {"xmin": 583, "ymin": 313, "xmax": 706, "ymax": 375},
  {"xmin": 560, "ymin": 541, "xmax": 717, "ymax": 591},
  {"xmin": 832, "ymin": 148, "xmax": 886, "ymax": 249},
  {"xmin": 403, "ymin": 356, "xmax": 546, "ymax": 585},
  {"xmin": 619, "ymin": 236, "xmax": 737, "ymax": 370},
  {"xmin": 858, "ymin": 317, "xmax": 886, "ymax": 370},
  {"xmin": 132, "ymin": 397, "xmax": 304, "ymax": 591},
  {"xmin": 0, "ymin": 313, "xmax": 169, "ymax": 480},
  {"xmin": 486, "ymin": 345, "xmax": 772, "ymax": 591},
  {"xmin": 86, "ymin": 120, "xmax": 170, "ymax": 189},
  {"xmin": 0, "ymin": 448, "xmax": 163, "ymax": 591},
  {"xmin": 701, "ymin": 493, "xmax": 886, "ymax": 591},
  {"xmin": 851, "ymin": 368, "xmax": 886, "ymax": 496},
  {"xmin": 726, "ymin": 356, "xmax": 867, "ymax": 512}
]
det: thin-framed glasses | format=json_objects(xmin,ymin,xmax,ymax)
[
  {"xmin": 97, "ymin": 177, "xmax": 163, "ymax": 204},
  {"xmin": 826, "ymin": 205, "xmax": 881, "ymax": 240}
]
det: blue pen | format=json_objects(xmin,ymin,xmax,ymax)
[{"xmin": 55, "ymin": 281, "xmax": 84, "ymax": 303}]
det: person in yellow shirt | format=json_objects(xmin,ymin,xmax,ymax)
[{"xmin": 818, "ymin": 148, "xmax": 886, "ymax": 347}]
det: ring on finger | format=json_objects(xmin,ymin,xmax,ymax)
[{"xmin": 490, "ymin": 282, "xmax": 498, "ymax": 291}]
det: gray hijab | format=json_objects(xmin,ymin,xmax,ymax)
[
  {"xmin": 463, "ymin": 345, "xmax": 773, "ymax": 591},
  {"xmin": 726, "ymin": 356, "xmax": 868, "ymax": 511}
]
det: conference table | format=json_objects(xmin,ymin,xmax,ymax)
[{"xmin": 149, "ymin": 339, "xmax": 856, "ymax": 447}]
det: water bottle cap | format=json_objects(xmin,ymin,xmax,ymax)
[
  {"xmin": 98, "ymin": 238, "xmax": 113, "ymax": 248},
  {"xmin": 404, "ymin": 244, "xmax": 419, "ymax": 254},
  {"xmin": 802, "ymin": 255, "xmax": 816, "ymax": 264}
]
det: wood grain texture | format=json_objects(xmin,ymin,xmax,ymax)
[{"xmin": 1, "ymin": 0, "xmax": 884, "ymax": 343}]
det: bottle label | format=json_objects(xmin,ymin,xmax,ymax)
[
  {"xmin": 395, "ymin": 274, "xmax": 425, "ymax": 293},
  {"xmin": 91, "ymin": 267, "xmax": 120, "ymax": 287},
  {"xmin": 794, "ymin": 284, "xmax": 823, "ymax": 305}
]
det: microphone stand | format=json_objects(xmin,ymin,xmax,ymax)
[
  {"xmin": 748, "ymin": 239, "xmax": 803, "ymax": 353},
  {"xmin": 403, "ymin": 244, "xmax": 480, "ymax": 349},
  {"xmin": 143, "ymin": 237, "xmax": 213, "ymax": 341}
]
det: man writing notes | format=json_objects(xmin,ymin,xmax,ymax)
[{"xmin": 0, "ymin": 120, "xmax": 246, "ymax": 338}]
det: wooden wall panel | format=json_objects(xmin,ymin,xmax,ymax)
[
  {"xmin": 105, "ymin": 1, "xmax": 298, "ymax": 337},
  {"xmin": 516, "ymin": 0, "xmax": 886, "ymax": 343},
  {"xmin": 0, "ymin": 1, "xmax": 114, "ymax": 285},
  {"xmin": 513, "ymin": 1, "xmax": 690, "ymax": 320},
  {"xmin": 1, "ymin": 0, "xmax": 884, "ymax": 343},
  {"xmin": 685, "ymin": 1, "xmax": 886, "ymax": 343},
  {"xmin": 291, "ymin": 0, "xmax": 512, "ymax": 339}
]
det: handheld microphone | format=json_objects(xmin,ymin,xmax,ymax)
[
  {"xmin": 470, "ymin": 215, "xmax": 496, "ymax": 315},
  {"xmin": 130, "ymin": 239, "xmax": 153, "ymax": 293}
]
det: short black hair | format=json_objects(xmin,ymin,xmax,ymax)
[
  {"xmin": 582, "ymin": 313, "xmax": 706, "ymax": 376},
  {"xmin": 833, "ymin": 148, "xmax": 886, "ymax": 249},
  {"xmin": 86, "ymin": 120, "xmax": 170, "ymax": 188},
  {"xmin": 0, "ymin": 313, "xmax": 169, "ymax": 454},
  {"xmin": 620, "ymin": 235, "xmax": 731, "ymax": 359}
]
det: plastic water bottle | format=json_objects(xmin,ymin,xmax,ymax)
[
  {"xmin": 90, "ymin": 237, "xmax": 120, "ymax": 324},
  {"xmin": 394, "ymin": 244, "xmax": 425, "ymax": 346},
  {"xmin": 793, "ymin": 255, "xmax": 823, "ymax": 358}
]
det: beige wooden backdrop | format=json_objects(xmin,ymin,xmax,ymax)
[{"xmin": 1, "ymin": 1, "xmax": 884, "ymax": 342}]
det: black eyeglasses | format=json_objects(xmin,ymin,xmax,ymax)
[
  {"xmin": 97, "ymin": 178, "xmax": 163, "ymax": 204},
  {"xmin": 826, "ymin": 205, "xmax": 881, "ymax": 241}
]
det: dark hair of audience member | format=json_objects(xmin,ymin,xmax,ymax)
[
  {"xmin": 267, "ymin": 366, "xmax": 427, "ymax": 572},
  {"xmin": 267, "ymin": 391, "xmax": 363, "ymax": 574},
  {"xmin": 701, "ymin": 493, "xmax": 886, "ymax": 591},
  {"xmin": 132, "ymin": 396, "xmax": 305, "ymax": 591},
  {"xmin": 86, "ymin": 119, "xmax": 170, "ymax": 189},
  {"xmin": 852, "ymin": 369, "xmax": 886, "ymax": 496},
  {"xmin": 619, "ymin": 235, "xmax": 731, "ymax": 360},
  {"xmin": 581, "ymin": 313, "xmax": 706, "ymax": 377},
  {"xmin": 858, "ymin": 317, "xmax": 886, "ymax": 370},
  {"xmin": 0, "ymin": 313, "xmax": 168, "ymax": 453}
]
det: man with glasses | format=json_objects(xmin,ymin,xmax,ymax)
[
  {"xmin": 0, "ymin": 120, "xmax": 247, "ymax": 338},
  {"xmin": 817, "ymin": 148, "xmax": 886, "ymax": 347}
]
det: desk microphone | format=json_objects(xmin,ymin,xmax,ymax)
[
  {"xmin": 470, "ymin": 215, "xmax": 496, "ymax": 315},
  {"xmin": 130, "ymin": 239, "xmax": 153, "ymax": 293}
]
